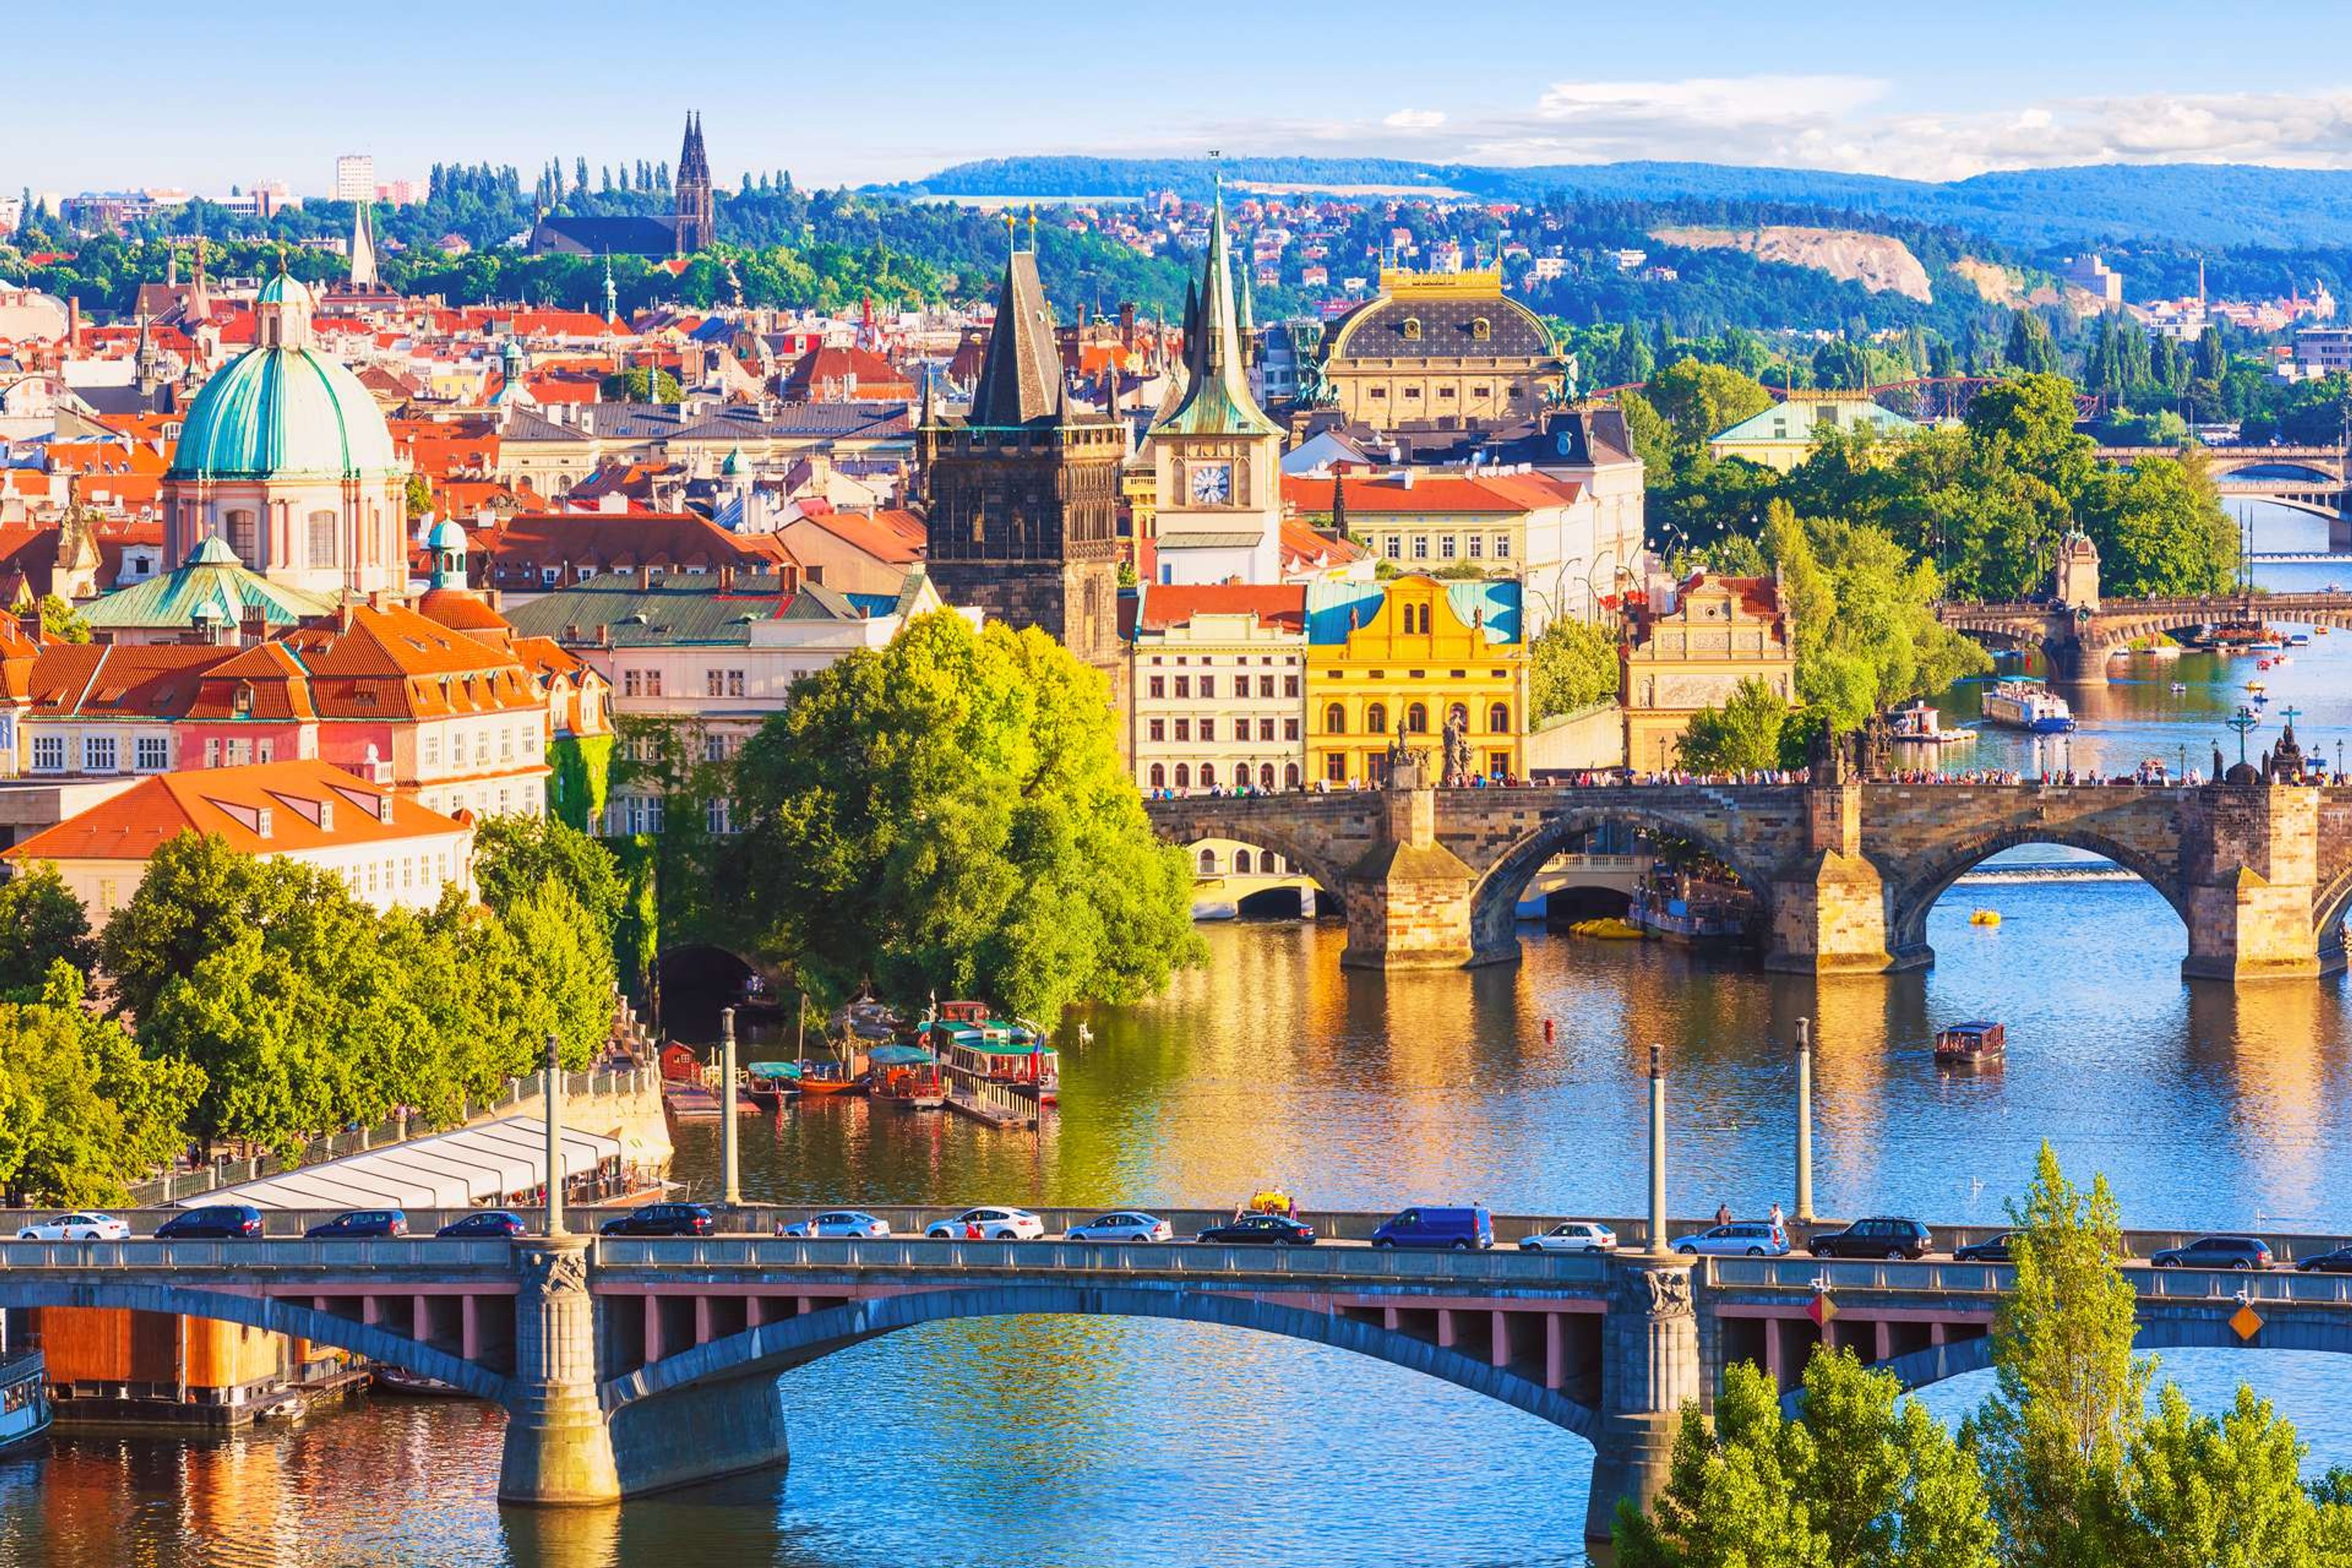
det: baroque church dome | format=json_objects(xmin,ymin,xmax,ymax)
[{"xmin": 166, "ymin": 274, "xmax": 398, "ymax": 480}]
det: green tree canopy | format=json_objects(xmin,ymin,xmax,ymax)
[
  {"xmin": 1529, "ymin": 616, "xmax": 1622, "ymax": 722},
  {"xmin": 729, "ymin": 611, "xmax": 1203, "ymax": 1016},
  {"xmin": 472, "ymin": 813, "xmax": 627, "ymax": 944},
  {"xmin": 1645, "ymin": 357, "xmax": 1776, "ymax": 452},
  {"xmin": 1678, "ymin": 677, "xmax": 1789, "ymax": 773},
  {"xmin": 0, "ymin": 963, "xmax": 203, "ymax": 1205},
  {"xmin": 0, "ymin": 861, "xmax": 96, "ymax": 995}
]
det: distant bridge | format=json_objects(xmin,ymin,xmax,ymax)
[
  {"xmin": 10, "ymin": 1210, "xmax": 2352, "ymax": 1540},
  {"xmin": 1937, "ymin": 590, "xmax": 2352, "ymax": 680},
  {"xmin": 2098, "ymin": 445, "xmax": 2351, "ymax": 533}
]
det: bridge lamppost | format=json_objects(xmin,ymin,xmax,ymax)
[
  {"xmin": 543, "ymin": 1031, "xmax": 565, "ymax": 1238},
  {"xmin": 720, "ymin": 1006, "xmax": 741, "ymax": 1211},
  {"xmin": 1647, "ymin": 1044, "xmax": 1668, "ymax": 1257},
  {"xmin": 1794, "ymin": 1018, "xmax": 1813, "ymax": 1226}
]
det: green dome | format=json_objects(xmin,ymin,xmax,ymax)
[
  {"xmin": 255, "ymin": 271, "xmax": 308, "ymax": 306},
  {"xmin": 165, "ymin": 341, "xmax": 398, "ymax": 480}
]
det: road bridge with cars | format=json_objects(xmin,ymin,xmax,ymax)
[{"xmin": 9, "ymin": 1205, "xmax": 2352, "ymax": 1538}]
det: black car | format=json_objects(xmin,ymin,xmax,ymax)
[
  {"xmin": 306, "ymin": 1208, "xmax": 407, "ymax": 1239},
  {"xmin": 155, "ymin": 1205, "xmax": 265, "ymax": 1240},
  {"xmin": 437, "ymin": 1210, "xmax": 526, "ymax": 1239},
  {"xmin": 599, "ymin": 1204, "xmax": 715, "ymax": 1238},
  {"xmin": 1195, "ymin": 1213, "xmax": 1317, "ymax": 1246},
  {"xmin": 1954, "ymin": 1232, "xmax": 2015, "ymax": 1264},
  {"xmin": 2296, "ymin": 1246, "xmax": 2352, "ymax": 1274},
  {"xmin": 1809, "ymin": 1217, "xmax": 1932, "ymax": 1261},
  {"xmin": 2152, "ymin": 1235, "xmax": 2273, "ymax": 1270}
]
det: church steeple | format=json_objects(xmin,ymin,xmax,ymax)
[
  {"xmin": 967, "ymin": 243, "xmax": 1074, "ymax": 429},
  {"xmin": 674, "ymin": 110, "xmax": 714, "ymax": 253},
  {"xmin": 349, "ymin": 198, "xmax": 379, "ymax": 290},
  {"xmin": 1153, "ymin": 171, "xmax": 1278, "ymax": 437}
]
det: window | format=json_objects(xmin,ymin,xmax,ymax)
[
  {"xmin": 1234, "ymin": 850, "xmax": 1253, "ymax": 874},
  {"xmin": 1174, "ymin": 764, "xmax": 1190, "ymax": 788},
  {"xmin": 1490, "ymin": 702, "xmax": 1510, "ymax": 732},
  {"xmin": 1324, "ymin": 703, "xmax": 1346, "ymax": 735},
  {"xmin": 1471, "ymin": 315, "xmax": 1493, "ymax": 341},
  {"xmin": 1198, "ymin": 847, "xmax": 1218, "ymax": 875},
  {"xmin": 83, "ymin": 736, "xmax": 117, "ymax": 772},
  {"xmin": 1366, "ymin": 703, "xmax": 1388, "ymax": 734},
  {"xmin": 1199, "ymin": 675, "xmax": 1215, "ymax": 699},
  {"xmin": 227, "ymin": 739, "xmax": 252, "ymax": 766},
  {"xmin": 135, "ymin": 736, "xmax": 170, "ymax": 771},
  {"xmin": 623, "ymin": 669, "xmax": 641, "ymax": 697},
  {"xmin": 1401, "ymin": 315, "xmax": 1422, "ymax": 340},
  {"xmin": 500, "ymin": 729, "xmax": 514, "ymax": 761},
  {"xmin": 1257, "ymin": 675, "xmax": 1274, "ymax": 699},
  {"xmin": 1199, "ymin": 764, "xmax": 1216, "ymax": 787},
  {"xmin": 1259, "ymin": 763, "xmax": 1275, "ymax": 790},
  {"xmin": 1174, "ymin": 676, "xmax": 1190, "ymax": 699},
  {"xmin": 644, "ymin": 669, "xmax": 663, "ymax": 697},
  {"xmin": 203, "ymin": 737, "xmax": 219, "ymax": 769},
  {"xmin": 1324, "ymin": 753, "xmax": 1346, "ymax": 782},
  {"xmin": 1439, "ymin": 535, "xmax": 1457, "ymax": 560},
  {"xmin": 1148, "ymin": 764, "xmax": 1166, "ymax": 788},
  {"xmin": 706, "ymin": 797, "xmax": 734, "ymax": 835},
  {"xmin": 1148, "ymin": 676, "xmax": 1165, "ymax": 699},
  {"xmin": 707, "ymin": 669, "xmax": 725, "ymax": 697},
  {"xmin": 1468, "ymin": 535, "xmax": 1484, "ymax": 559},
  {"xmin": 1174, "ymin": 719, "xmax": 1191, "ymax": 742},
  {"xmin": 703, "ymin": 733, "xmax": 731, "ymax": 763},
  {"xmin": 1283, "ymin": 676, "xmax": 1300, "ymax": 698},
  {"xmin": 424, "ymin": 733, "xmax": 440, "ymax": 767},
  {"xmin": 1384, "ymin": 535, "xmax": 1402, "ymax": 560},
  {"xmin": 1200, "ymin": 719, "xmax": 1216, "ymax": 742},
  {"xmin": 307, "ymin": 510, "xmax": 339, "ymax": 568},
  {"xmin": 1284, "ymin": 718, "xmax": 1300, "ymax": 741},
  {"xmin": 1257, "ymin": 718, "xmax": 1275, "ymax": 742},
  {"xmin": 475, "ymin": 731, "xmax": 490, "ymax": 766},
  {"xmin": 1285, "ymin": 763, "xmax": 1302, "ymax": 789},
  {"xmin": 1493, "ymin": 534, "xmax": 1511, "ymax": 559},
  {"xmin": 225, "ymin": 510, "xmax": 258, "ymax": 565},
  {"xmin": 1412, "ymin": 536, "xmax": 1429, "ymax": 560},
  {"xmin": 1148, "ymin": 719, "xmax": 1166, "ymax": 742},
  {"xmin": 257, "ymin": 740, "xmax": 273, "ymax": 764},
  {"xmin": 1407, "ymin": 703, "xmax": 1428, "ymax": 734}
]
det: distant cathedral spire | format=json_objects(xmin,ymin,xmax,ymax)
[
  {"xmin": 674, "ymin": 110, "xmax": 714, "ymax": 254},
  {"xmin": 349, "ymin": 198, "xmax": 379, "ymax": 290}
]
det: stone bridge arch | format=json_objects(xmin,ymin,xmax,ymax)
[
  {"xmin": 1467, "ymin": 805, "xmax": 1780, "ymax": 958},
  {"xmin": 599, "ymin": 1281, "xmax": 1602, "ymax": 1442},
  {"xmin": 1141, "ymin": 802, "xmax": 1358, "ymax": 911},
  {"xmin": 1885, "ymin": 822, "xmax": 2188, "ymax": 963},
  {"xmin": 0, "ymin": 1278, "xmax": 511, "ymax": 1401}
]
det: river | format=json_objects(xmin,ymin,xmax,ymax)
[{"xmin": 11, "ymin": 525, "xmax": 2352, "ymax": 1567}]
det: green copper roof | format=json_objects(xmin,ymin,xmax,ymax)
[
  {"xmin": 254, "ymin": 270, "xmax": 304, "ymax": 306},
  {"xmin": 83, "ymin": 539, "xmax": 339, "ymax": 631},
  {"xmin": 1153, "ymin": 179, "xmax": 1279, "ymax": 439},
  {"xmin": 165, "ymin": 339, "xmax": 399, "ymax": 480}
]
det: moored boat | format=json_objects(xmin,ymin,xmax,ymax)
[
  {"xmin": 922, "ymin": 1006, "xmax": 1060, "ymax": 1105},
  {"xmin": 1934, "ymin": 1020, "xmax": 2005, "ymax": 1066},
  {"xmin": 744, "ymin": 1060, "xmax": 801, "ymax": 1107},
  {"xmin": 1981, "ymin": 677, "xmax": 2075, "ymax": 733},
  {"xmin": 793, "ymin": 1058, "xmax": 866, "ymax": 1096},
  {"xmin": 869, "ymin": 1044, "xmax": 945, "ymax": 1109},
  {"xmin": 0, "ymin": 1350, "xmax": 49, "ymax": 1457},
  {"xmin": 1889, "ymin": 699, "xmax": 1976, "ymax": 747}
]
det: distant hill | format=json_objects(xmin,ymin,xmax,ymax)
[{"xmin": 877, "ymin": 156, "xmax": 2352, "ymax": 249}]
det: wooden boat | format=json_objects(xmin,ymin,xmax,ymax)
[
  {"xmin": 372, "ymin": 1365, "xmax": 472, "ymax": 1398},
  {"xmin": 793, "ymin": 1058, "xmax": 865, "ymax": 1096},
  {"xmin": 744, "ymin": 1061, "xmax": 800, "ymax": 1108},
  {"xmin": 868, "ymin": 1044, "xmax": 945, "ymax": 1109},
  {"xmin": 1934, "ymin": 1020, "xmax": 2005, "ymax": 1066},
  {"xmin": 922, "ymin": 1009, "xmax": 1059, "ymax": 1106}
]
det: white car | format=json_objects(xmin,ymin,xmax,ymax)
[
  {"xmin": 17, "ymin": 1212, "xmax": 130, "ymax": 1242},
  {"xmin": 1672, "ymin": 1221, "xmax": 1792, "ymax": 1258},
  {"xmin": 925, "ymin": 1207, "xmax": 1046, "ymax": 1241},
  {"xmin": 780, "ymin": 1210, "xmax": 891, "ymax": 1239},
  {"xmin": 1519, "ymin": 1221, "xmax": 1618, "ymax": 1254},
  {"xmin": 1065, "ymin": 1212, "xmax": 1173, "ymax": 1242}
]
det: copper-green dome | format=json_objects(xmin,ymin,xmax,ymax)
[{"xmin": 165, "ymin": 325, "xmax": 398, "ymax": 480}]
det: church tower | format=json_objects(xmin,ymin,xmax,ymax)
[
  {"xmin": 349, "ymin": 199, "xmax": 379, "ymax": 290},
  {"xmin": 921, "ymin": 237, "xmax": 1125, "ymax": 699},
  {"xmin": 674, "ymin": 112, "xmax": 714, "ymax": 254},
  {"xmin": 1145, "ymin": 174, "xmax": 1284, "ymax": 584}
]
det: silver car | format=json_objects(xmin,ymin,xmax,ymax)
[
  {"xmin": 1065, "ymin": 1212, "xmax": 1173, "ymax": 1242},
  {"xmin": 1672, "ymin": 1221, "xmax": 1791, "ymax": 1257},
  {"xmin": 780, "ymin": 1210, "xmax": 891, "ymax": 1238},
  {"xmin": 1519, "ymin": 1221, "xmax": 1618, "ymax": 1254}
]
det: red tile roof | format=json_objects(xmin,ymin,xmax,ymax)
[
  {"xmin": 1137, "ymin": 583, "xmax": 1306, "ymax": 633},
  {"xmin": 6, "ymin": 760, "xmax": 467, "ymax": 862}
]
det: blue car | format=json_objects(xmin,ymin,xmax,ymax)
[
  {"xmin": 437, "ymin": 1210, "xmax": 526, "ymax": 1238},
  {"xmin": 1371, "ymin": 1205, "xmax": 1493, "ymax": 1251},
  {"xmin": 780, "ymin": 1211, "xmax": 892, "ymax": 1238}
]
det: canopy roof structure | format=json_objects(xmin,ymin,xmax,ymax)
[{"xmin": 179, "ymin": 1117, "xmax": 620, "ymax": 1211}]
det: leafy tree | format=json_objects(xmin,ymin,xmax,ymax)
[
  {"xmin": 1528, "ymin": 616, "xmax": 1621, "ymax": 720},
  {"xmin": 2005, "ymin": 312, "xmax": 2064, "ymax": 375},
  {"xmin": 730, "ymin": 611, "xmax": 1202, "ymax": 1016},
  {"xmin": 39, "ymin": 594, "xmax": 89, "ymax": 644},
  {"xmin": 2073, "ymin": 454, "xmax": 2239, "ymax": 598},
  {"xmin": 0, "ymin": 861, "xmax": 96, "ymax": 995},
  {"xmin": 1972, "ymin": 1144, "xmax": 2148, "ymax": 1566},
  {"xmin": 100, "ymin": 832, "xmax": 367, "ymax": 1022},
  {"xmin": 0, "ymin": 963, "xmax": 203, "ymax": 1204},
  {"xmin": 136, "ymin": 929, "xmax": 336, "ymax": 1155},
  {"xmin": 2123, "ymin": 1384, "xmax": 2352, "ymax": 1567},
  {"xmin": 404, "ymin": 472, "xmax": 435, "ymax": 521},
  {"xmin": 499, "ymin": 878, "xmax": 619, "ymax": 1071},
  {"xmin": 1678, "ymin": 677, "xmax": 1789, "ymax": 772},
  {"xmin": 599, "ymin": 366, "xmax": 682, "ymax": 402},
  {"xmin": 1644, "ymin": 358, "xmax": 1774, "ymax": 452},
  {"xmin": 471, "ymin": 813, "xmax": 627, "ymax": 944},
  {"xmin": 1814, "ymin": 338, "xmax": 1874, "ymax": 390}
]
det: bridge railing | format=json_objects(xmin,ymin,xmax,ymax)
[
  {"xmin": 1713, "ymin": 1256, "xmax": 2352, "ymax": 1303},
  {"xmin": 0, "ymin": 1237, "xmax": 520, "ymax": 1272},
  {"xmin": 597, "ymin": 1235, "xmax": 1613, "ymax": 1284}
]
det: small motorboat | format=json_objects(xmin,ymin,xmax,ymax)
[
  {"xmin": 1934, "ymin": 1020, "xmax": 2005, "ymax": 1066},
  {"xmin": 744, "ymin": 1061, "xmax": 801, "ymax": 1108},
  {"xmin": 794, "ymin": 1058, "xmax": 866, "ymax": 1096},
  {"xmin": 1969, "ymin": 909, "xmax": 2000, "ymax": 927}
]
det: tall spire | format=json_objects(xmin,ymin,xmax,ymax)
[
  {"xmin": 1152, "ymin": 164, "xmax": 1278, "ymax": 437},
  {"xmin": 602, "ymin": 253, "xmax": 618, "ymax": 322},
  {"xmin": 968, "ymin": 250, "xmax": 1070, "ymax": 428},
  {"xmin": 349, "ymin": 198, "xmax": 379, "ymax": 290}
]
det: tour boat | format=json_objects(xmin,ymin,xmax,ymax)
[
  {"xmin": 1981, "ymin": 677, "xmax": 2075, "ymax": 734},
  {"xmin": 743, "ymin": 1061, "xmax": 801, "ymax": 1108},
  {"xmin": 2290, "ymin": 630, "xmax": 2313, "ymax": 646},
  {"xmin": 0, "ymin": 1351, "xmax": 48, "ymax": 1458},
  {"xmin": 867, "ymin": 1044, "xmax": 946, "ymax": 1110},
  {"xmin": 922, "ymin": 1008, "xmax": 1060, "ymax": 1105},
  {"xmin": 1934, "ymin": 1020, "xmax": 2006, "ymax": 1066},
  {"xmin": 1890, "ymin": 699, "xmax": 1975, "ymax": 747},
  {"xmin": 2249, "ymin": 638, "xmax": 2285, "ymax": 653}
]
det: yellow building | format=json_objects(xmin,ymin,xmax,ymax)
[
  {"xmin": 1305, "ymin": 575, "xmax": 1526, "ymax": 786},
  {"xmin": 1621, "ymin": 573, "xmax": 1797, "ymax": 771},
  {"xmin": 1318, "ymin": 268, "xmax": 1565, "ymax": 428}
]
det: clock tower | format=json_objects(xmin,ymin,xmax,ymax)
[{"xmin": 1146, "ymin": 177, "xmax": 1284, "ymax": 585}]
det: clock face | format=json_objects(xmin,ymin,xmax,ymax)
[{"xmin": 1189, "ymin": 463, "xmax": 1233, "ymax": 505}]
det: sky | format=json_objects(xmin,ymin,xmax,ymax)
[{"xmin": 13, "ymin": 1, "xmax": 2352, "ymax": 196}]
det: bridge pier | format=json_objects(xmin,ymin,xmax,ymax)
[
  {"xmin": 2182, "ymin": 783, "xmax": 2325, "ymax": 982},
  {"xmin": 1583, "ymin": 1255, "xmax": 1701, "ymax": 1541},
  {"xmin": 1340, "ymin": 758, "xmax": 1491, "ymax": 970},
  {"xmin": 2041, "ymin": 639, "xmax": 2108, "ymax": 686},
  {"xmin": 1765, "ymin": 781, "xmax": 1899, "ymax": 974},
  {"xmin": 499, "ymin": 1238, "xmax": 621, "ymax": 1506}
]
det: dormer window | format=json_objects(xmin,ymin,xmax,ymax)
[
  {"xmin": 233, "ymin": 682, "xmax": 254, "ymax": 715},
  {"xmin": 1401, "ymin": 316, "xmax": 1422, "ymax": 341},
  {"xmin": 1471, "ymin": 316, "xmax": 1492, "ymax": 341}
]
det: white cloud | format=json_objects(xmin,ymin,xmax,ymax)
[{"xmin": 1382, "ymin": 108, "xmax": 1447, "ymax": 132}]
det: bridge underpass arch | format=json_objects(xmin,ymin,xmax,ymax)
[
  {"xmin": 1886, "ymin": 827, "xmax": 2188, "ymax": 967},
  {"xmin": 1183, "ymin": 835, "xmax": 1346, "ymax": 921},
  {"xmin": 654, "ymin": 944, "xmax": 772, "ymax": 1044},
  {"xmin": 598, "ymin": 1283, "xmax": 1602, "ymax": 1443},
  {"xmin": 0, "ymin": 1278, "xmax": 511, "ymax": 1402},
  {"xmin": 1468, "ymin": 807, "xmax": 1777, "ymax": 959}
]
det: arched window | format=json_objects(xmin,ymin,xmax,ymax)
[
  {"xmin": 1489, "ymin": 702, "xmax": 1510, "ymax": 733},
  {"xmin": 1407, "ymin": 703, "xmax": 1429, "ymax": 734},
  {"xmin": 1258, "ymin": 763, "xmax": 1275, "ymax": 791},
  {"xmin": 1198, "ymin": 848, "xmax": 1218, "ymax": 875},
  {"xmin": 307, "ymin": 509, "xmax": 339, "ymax": 568},
  {"xmin": 1419, "ymin": 604, "xmax": 1433, "ymax": 634},
  {"xmin": 1401, "ymin": 315, "xmax": 1422, "ymax": 341},
  {"xmin": 1284, "ymin": 763, "xmax": 1302, "ymax": 790},
  {"xmin": 1174, "ymin": 764, "xmax": 1191, "ymax": 788},
  {"xmin": 224, "ymin": 510, "xmax": 257, "ymax": 565},
  {"xmin": 1366, "ymin": 703, "xmax": 1388, "ymax": 734},
  {"xmin": 1148, "ymin": 764, "xmax": 1166, "ymax": 788},
  {"xmin": 1200, "ymin": 763, "xmax": 1218, "ymax": 788},
  {"xmin": 1324, "ymin": 702, "xmax": 1347, "ymax": 735},
  {"xmin": 1235, "ymin": 849, "xmax": 1254, "ymax": 874}
]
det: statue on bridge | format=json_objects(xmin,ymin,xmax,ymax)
[
  {"xmin": 1384, "ymin": 731, "xmax": 1431, "ymax": 790},
  {"xmin": 1441, "ymin": 710, "xmax": 1472, "ymax": 787}
]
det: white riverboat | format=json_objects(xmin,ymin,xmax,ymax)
[
  {"xmin": 1981, "ymin": 678, "xmax": 2075, "ymax": 734},
  {"xmin": 1889, "ymin": 700, "xmax": 1976, "ymax": 747}
]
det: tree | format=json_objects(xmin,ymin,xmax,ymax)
[
  {"xmin": 39, "ymin": 594, "xmax": 89, "ymax": 644},
  {"xmin": 1645, "ymin": 358, "xmax": 1774, "ymax": 453},
  {"xmin": 1679, "ymin": 677, "xmax": 1789, "ymax": 773},
  {"xmin": 730, "ymin": 611, "xmax": 1203, "ymax": 1017},
  {"xmin": 2074, "ymin": 453, "xmax": 2240, "ymax": 598},
  {"xmin": 1529, "ymin": 616, "xmax": 1621, "ymax": 721},
  {"xmin": 1814, "ymin": 338, "xmax": 1874, "ymax": 390},
  {"xmin": 471, "ymin": 813, "xmax": 628, "ymax": 945},
  {"xmin": 404, "ymin": 471, "xmax": 435, "ymax": 521},
  {"xmin": 2005, "ymin": 312, "xmax": 2063, "ymax": 375},
  {"xmin": 0, "ymin": 861, "xmax": 96, "ymax": 995},
  {"xmin": 101, "ymin": 832, "xmax": 368, "ymax": 1022},
  {"xmin": 599, "ymin": 366, "xmax": 681, "ymax": 402},
  {"xmin": 499, "ymin": 878, "xmax": 619, "ymax": 1071},
  {"xmin": 2123, "ymin": 1384, "xmax": 2352, "ymax": 1567},
  {"xmin": 1972, "ymin": 1144, "xmax": 2148, "ymax": 1566},
  {"xmin": 0, "ymin": 963, "xmax": 203, "ymax": 1204}
]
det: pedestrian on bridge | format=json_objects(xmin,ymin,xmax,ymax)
[{"xmin": 1714, "ymin": 1202, "xmax": 1732, "ymax": 1228}]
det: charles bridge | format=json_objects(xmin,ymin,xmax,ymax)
[
  {"xmin": 1144, "ymin": 766, "xmax": 2352, "ymax": 980},
  {"xmin": 1937, "ymin": 589, "xmax": 2352, "ymax": 682},
  {"xmin": 9, "ymin": 1206, "xmax": 2352, "ymax": 1540}
]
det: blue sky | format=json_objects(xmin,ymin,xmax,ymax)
[{"xmin": 13, "ymin": 1, "xmax": 2352, "ymax": 195}]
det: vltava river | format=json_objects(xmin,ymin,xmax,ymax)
[{"xmin": 11, "ymin": 532, "xmax": 2352, "ymax": 1567}]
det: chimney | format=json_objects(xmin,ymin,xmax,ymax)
[
  {"xmin": 66, "ymin": 296, "xmax": 80, "ymax": 353},
  {"xmin": 718, "ymin": 564, "xmax": 736, "ymax": 592},
  {"xmin": 598, "ymin": 623, "xmax": 612, "ymax": 648},
  {"xmin": 239, "ymin": 608, "xmax": 265, "ymax": 646},
  {"xmin": 636, "ymin": 564, "xmax": 652, "ymax": 590},
  {"xmin": 17, "ymin": 606, "xmax": 40, "ymax": 643},
  {"xmin": 564, "ymin": 622, "xmax": 581, "ymax": 643},
  {"xmin": 777, "ymin": 562, "xmax": 799, "ymax": 594},
  {"xmin": 366, "ymin": 589, "xmax": 385, "ymax": 611}
]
